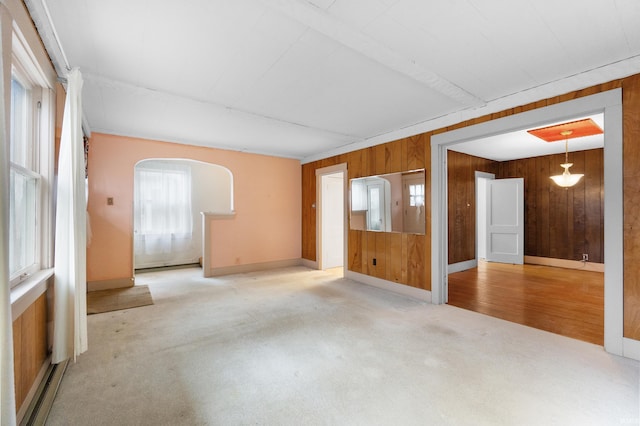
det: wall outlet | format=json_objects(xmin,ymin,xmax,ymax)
[
  {"xmin": 582, "ymin": 253, "xmax": 588, "ymax": 262},
  {"xmin": 372, "ymin": 258, "xmax": 377, "ymax": 266}
]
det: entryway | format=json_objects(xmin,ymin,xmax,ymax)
[{"xmin": 316, "ymin": 164, "xmax": 347, "ymax": 275}]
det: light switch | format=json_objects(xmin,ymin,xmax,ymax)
[{"xmin": 107, "ymin": 197, "xmax": 114, "ymax": 205}]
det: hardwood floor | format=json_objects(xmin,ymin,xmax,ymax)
[{"xmin": 447, "ymin": 261, "xmax": 604, "ymax": 345}]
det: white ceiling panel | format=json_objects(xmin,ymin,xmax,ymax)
[
  {"xmin": 450, "ymin": 114, "xmax": 605, "ymax": 162},
  {"xmin": 27, "ymin": 0, "xmax": 640, "ymax": 161}
]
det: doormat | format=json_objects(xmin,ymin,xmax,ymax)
[{"xmin": 87, "ymin": 285, "xmax": 154, "ymax": 315}]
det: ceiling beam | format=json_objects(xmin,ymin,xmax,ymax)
[{"xmin": 259, "ymin": 0, "xmax": 486, "ymax": 109}]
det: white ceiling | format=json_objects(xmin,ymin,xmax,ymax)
[
  {"xmin": 450, "ymin": 113, "xmax": 604, "ymax": 161},
  {"xmin": 26, "ymin": 0, "xmax": 640, "ymax": 162}
]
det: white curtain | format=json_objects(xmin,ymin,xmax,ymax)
[
  {"xmin": 0, "ymin": 5, "xmax": 17, "ymax": 424},
  {"xmin": 134, "ymin": 161, "xmax": 194, "ymax": 269},
  {"xmin": 52, "ymin": 68, "xmax": 87, "ymax": 363}
]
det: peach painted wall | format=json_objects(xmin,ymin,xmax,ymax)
[{"xmin": 87, "ymin": 133, "xmax": 301, "ymax": 283}]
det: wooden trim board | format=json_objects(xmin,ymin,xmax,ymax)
[{"xmin": 524, "ymin": 256, "xmax": 604, "ymax": 273}]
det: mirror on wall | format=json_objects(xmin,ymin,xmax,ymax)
[{"xmin": 350, "ymin": 169, "xmax": 425, "ymax": 234}]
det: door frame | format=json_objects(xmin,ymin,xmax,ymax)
[
  {"xmin": 475, "ymin": 171, "xmax": 495, "ymax": 261},
  {"xmin": 316, "ymin": 163, "xmax": 348, "ymax": 272},
  {"xmin": 431, "ymin": 89, "xmax": 624, "ymax": 356}
]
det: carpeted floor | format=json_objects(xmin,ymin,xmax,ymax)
[
  {"xmin": 47, "ymin": 267, "xmax": 639, "ymax": 425},
  {"xmin": 87, "ymin": 285, "xmax": 154, "ymax": 314}
]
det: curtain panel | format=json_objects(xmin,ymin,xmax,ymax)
[{"xmin": 52, "ymin": 68, "xmax": 87, "ymax": 363}]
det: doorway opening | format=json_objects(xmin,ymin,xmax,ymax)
[
  {"xmin": 432, "ymin": 89, "xmax": 623, "ymax": 356},
  {"xmin": 316, "ymin": 164, "xmax": 347, "ymax": 276},
  {"xmin": 133, "ymin": 159, "xmax": 233, "ymax": 275}
]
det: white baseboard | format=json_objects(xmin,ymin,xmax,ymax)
[
  {"xmin": 448, "ymin": 259, "xmax": 478, "ymax": 274},
  {"xmin": 207, "ymin": 258, "xmax": 302, "ymax": 277},
  {"xmin": 623, "ymin": 338, "xmax": 640, "ymax": 361},
  {"xmin": 345, "ymin": 271, "xmax": 432, "ymax": 303},
  {"xmin": 88, "ymin": 277, "xmax": 135, "ymax": 292}
]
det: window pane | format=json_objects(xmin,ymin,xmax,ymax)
[
  {"xmin": 10, "ymin": 77, "xmax": 29, "ymax": 168},
  {"xmin": 9, "ymin": 166, "xmax": 38, "ymax": 278}
]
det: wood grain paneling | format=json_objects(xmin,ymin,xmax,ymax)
[
  {"xmin": 12, "ymin": 317, "xmax": 23, "ymax": 410},
  {"xmin": 301, "ymin": 162, "xmax": 317, "ymax": 261},
  {"xmin": 402, "ymin": 134, "xmax": 426, "ymax": 171},
  {"xmin": 447, "ymin": 151, "xmax": 498, "ymax": 264},
  {"xmin": 623, "ymin": 74, "xmax": 640, "ymax": 340},
  {"xmin": 13, "ymin": 293, "xmax": 49, "ymax": 412},
  {"xmin": 302, "ymin": 136, "xmax": 429, "ymax": 290},
  {"xmin": 497, "ymin": 149, "xmax": 604, "ymax": 263}
]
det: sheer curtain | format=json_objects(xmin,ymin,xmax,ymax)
[
  {"xmin": 0, "ymin": 5, "xmax": 17, "ymax": 424},
  {"xmin": 52, "ymin": 68, "xmax": 87, "ymax": 363},
  {"xmin": 134, "ymin": 160, "xmax": 195, "ymax": 269}
]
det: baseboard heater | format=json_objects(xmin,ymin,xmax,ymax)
[{"xmin": 20, "ymin": 359, "xmax": 69, "ymax": 426}]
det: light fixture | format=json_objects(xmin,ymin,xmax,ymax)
[{"xmin": 550, "ymin": 130, "xmax": 584, "ymax": 188}]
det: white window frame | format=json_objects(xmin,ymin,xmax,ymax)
[{"xmin": 9, "ymin": 25, "xmax": 55, "ymax": 289}]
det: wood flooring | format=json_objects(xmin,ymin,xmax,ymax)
[{"xmin": 447, "ymin": 261, "xmax": 604, "ymax": 345}]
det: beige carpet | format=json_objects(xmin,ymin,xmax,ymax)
[
  {"xmin": 48, "ymin": 267, "xmax": 639, "ymax": 425},
  {"xmin": 87, "ymin": 285, "xmax": 153, "ymax": 314}
]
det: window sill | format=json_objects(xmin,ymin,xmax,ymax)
[{"xmin": 11, "ymin": 268, "xmax": 54, "ymax": 321}]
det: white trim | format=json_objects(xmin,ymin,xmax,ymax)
[
  {"xmin": 622, "ymin": 338, "xmax": 640, "ymax": 361},
  {"xmin": 10, "ymin": 267, "xmax": 52, "ymax": 320},
  {"xmin": 315, "ymin": 163, "xmax": 347, "ymax": 273},
  {"xmin": 431, "ymin": 89, "xmax": 624, "ymax": 357},
  {"xmin": 345, "ymin": 270, "xmax": 431, "ymax": 303},
  {"xmin": 448, "ymin": 260, "xmax": 477, "ymax": 274}
]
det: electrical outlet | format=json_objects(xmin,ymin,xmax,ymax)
[
  {"xmin": 582, "ymin": 253, "xmax": 588, "ymax": 262},
  {"xmin": 107, "ymin": 197, "xmax": 114, "ymax": 205},
  {"xmin": 372, "ymin": 258, "xmax": 377, "ymax": 266}
]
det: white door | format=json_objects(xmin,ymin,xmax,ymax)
[
  {"xmin": 321, "ymin": 173, "xmax": 344, "ymax": 269},
  {"xmin": 486, "ymin": 178, "xmax": 524, "ymax": 264},
  {"xmin": 367, "ymin": 183, "xmax": 385, "ymax": 231}
]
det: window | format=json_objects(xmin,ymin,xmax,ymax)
[
  {"xmin": 9, "ymin": 72, "xmax": 41, "ymax": 286},
  {"xmin": 409, "ymin": 183, "xmax": 424, "ymax": 207},
  {"xmin": 8, "ymin": 29, "xmax": 53, "ymax": 288},
  {"xmin": 133, "ymin": 161, "xmax": 195, "ymax": 269}
]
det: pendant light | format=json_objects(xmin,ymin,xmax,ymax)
[{"xmin": 550, "ymin": 130, "xmax": 583, "ymax": 187}]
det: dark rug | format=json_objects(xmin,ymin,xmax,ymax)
[{"xmin": 87, "ymin": 285, "xmax": 154, "ymax": 314}]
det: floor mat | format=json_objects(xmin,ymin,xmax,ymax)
[{"xmin": 87, "ymin": 285, "xmax": 154, "ymax": 314}]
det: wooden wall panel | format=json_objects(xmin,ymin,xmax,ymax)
[
  {"xmin": 402, "ymin": 134, "xmax": 426, "ymax": 171},
  {"xmin": 12, "ymin": 317, "xmax": 23, "ymax": 411},
  {"xmin": 302, "ymin": 138, "xmax": 429, "ymax": 290},
  {"xmin": 301, "ymin": 162, "xmax": 317, "ymax": 261},
  {"xmin": 447, "ymin": 151, "xmax": 498, "ymax": 265},
  {"xmin": 406, "ymin": 234, "xmax": 426, "ymax": 289},
  {"xmin": 497, "ymin": 149, "xmax": 604, "ymax": 263},
  {"xmin": 623, "ymin": 74, "xmax": 640, "ymax": 339},
  {"xmin": 13, "ymin": 293, "xmax": 49, "ymax": 412},
  {"xmin": 386, "ymin": 232, "xmax": 404, "ymax": 283},
  {"xmin": 348, "ymin": 229, "xmax": 363, "ymax": 273}
]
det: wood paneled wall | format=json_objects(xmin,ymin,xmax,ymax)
[
  {"xmin": 303, "ymin": 73, "xmax": 640, "ymax": 340},
  {"xmin": 497, "ymin": 149, "xmax": 604, "ymax": 263},
  {"xmin": 302, "ymin": 134, "xmax": 429, "ymax": 290},
  {"xmin": 13, "ymin": 293, "xmax": 49, "ymax": 412},
  {"xmin": 623, "ymin": 75, "xmax": 640, "ymax": 339},
  {"xmin": 447, "ymin": 151, "xmax": 498, "ymax": 264}
]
